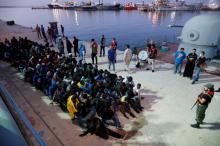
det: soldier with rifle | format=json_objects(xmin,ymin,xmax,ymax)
[{"xmin": 191, "ymin": 83, "xmax": 215, "ymax": 128}]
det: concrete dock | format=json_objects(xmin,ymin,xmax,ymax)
[{"xmin": 0, "ymin": 20, "xmax": 220, "ymax": 146}]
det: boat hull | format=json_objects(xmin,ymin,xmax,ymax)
[{"xmin": 96, "ymin": 4, "xmax": 122, "ymax": 10}]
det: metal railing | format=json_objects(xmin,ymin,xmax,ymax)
[{"xmin": 0, "ymin": 83, "xmax": 47, "ymax": 146}]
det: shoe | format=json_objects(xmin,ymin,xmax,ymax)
[
  {"xmin": 191, "ymin": 123, "xmax": 200, "ymax": 128},
  {"xmin": 116, "ymin": 126, "xmax": 122, "ymax": 130},
  {"xmin": 215, "ymin": 88, "xmax": 220, "ymax": 92},
  {"xmin": 146, "ymin": 68, "xmax": 150, "ymax": 70},
  {"xmin": 152, "ymin": 70, "xmax": 154, "ymax": 72},
  {"xmin": 192, "ymin": 81, "xmax": 195, "ymax": 84}
]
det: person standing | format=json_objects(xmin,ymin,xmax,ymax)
[
  {"xmin": 57, "ymin": 37, "xmax": 64, "ymax": 56},
  {"xmin": 132, "ymin": 47, "xmax": 138, "ymax": 62},
  {"xmin": 35, "ymin": 24, "xmax": 42, "ymax": 39},
  {"xmin": 174, "ymin": 48, "xmax": 186, "ymax": 75},
  {"xmin": 192, "ymin": 51, "xmax": 206, "ymax": 84},
  {"xmin": 108, "ymin": 47, "xmax": 116, "ymax": 72},
  {"xmin": 66, "ymin": 37, "xmax": 72, "ymax": 54},
  {"xmin": 47, "ymin": 26, "xmax": 53, "ymax": 43},
  {"xmin": 79, "ymin": 43, "xmax": 86, "ymax": 64},
  {"xmin": 100, "ymin": 34, "xmax": 106, "ymax": 57},
  {"xmin": 73, "ymin": 36, "xmax": 79, "ymax": 57},
  {"xmin": 111, "ymin": 38, "xmax": 117, "ymax": 62},
  {"xmin": 191, "ymin": 83, "xmax": 215, "ymax": 128},
  {"xmin": 41, "ymin": 25, "xmax": 47, "ymax": 40},
  {"xmin": 123, "ymin": 44, "xmax": 132, "ymax": 72},
  {"xmin": 91, "ymin": 39, "xmax": 98, "ymax": 65},
  {"xmin": 60, "ymin": 24, "xmax": 64, "ymax": 37},
  {"xmin": 183, "ymin": 48, "xmax": 197, "ymax": 79},
  {"xmin": 146, "ymin": 44, "xmax": 157, "ymax": 72}
]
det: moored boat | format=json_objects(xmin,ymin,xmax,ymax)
[
  {"xmin": 48, "ymin": 0, "xmax": 78, "ymax": 9},
  {"xmin": 124, "ymin": 2, "xmax": 137, "ymax": 10},
  {"xmin": 96, "ymin": 3, "xmax": 122, "ymax": 10}
]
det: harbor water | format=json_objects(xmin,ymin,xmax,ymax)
[{"xmin": 0, "ymin": 7, "xmax": 220, "ymax": 50}]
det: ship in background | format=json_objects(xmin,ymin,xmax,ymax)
[
  {"xmin": 48, "ymin": 0, "xmax": 79, "ymax": 9},
  {"xmin": 124, "ymin": 2, "xmax": 137, "ymax": 10},
  {"xmin": 48, "ymin": 0, "xmax": 123, "ymax": 10},
  {"xmin": 153, "ymin": 0, "xmax": 202, "ymax": 11},
  {"xmin": 96, "ymin": 0, "xmax": 123, "ymax": 10}
]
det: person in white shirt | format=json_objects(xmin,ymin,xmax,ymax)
[
  {"xmin": 133, "ymin": 83, "xmax": 143, "ymax": 110},
  {"xmin": 123, "ymin": 44, "xmax": 132, "ymax": 72}
]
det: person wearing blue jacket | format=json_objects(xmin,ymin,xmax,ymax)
[
  {"xmin": 108, "ymin": 47, "xmax": 116, "ymax": 72},
  {"xmin": 174, "ymin": 48, "xmax": 186, "ymax": 75}
]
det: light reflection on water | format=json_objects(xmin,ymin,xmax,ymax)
[{"xmin": 0, "ymin": 8, "xmax": 219, "ymax": 49}]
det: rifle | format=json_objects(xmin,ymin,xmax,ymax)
[{"xmin": 191, "ymin": 99, "xmax": 198, "ymax": 110}]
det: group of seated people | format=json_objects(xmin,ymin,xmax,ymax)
[{"xmin": 0, "ymin": 36, "xmax": 144, "ymax": 139}]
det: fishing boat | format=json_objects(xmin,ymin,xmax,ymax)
[{"xmin": 124, "ymin": 2, "xmax": 137, "ymax": 10}]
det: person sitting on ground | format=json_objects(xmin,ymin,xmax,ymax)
[
  {"xmin": 133, "ymin": 83, "xmax": 143, "ymax": 108},
  {"xmin": 67, "ymin": 93, "xmax": 80, "ymax": 121},
  {"xmin": 96, "ymin": 95, "xmax": 122, "ymax": 129}
]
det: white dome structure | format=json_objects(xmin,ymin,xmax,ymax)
[{"xmin": 178, "ymin": 14, "xmax": 220, "ymax": 58}]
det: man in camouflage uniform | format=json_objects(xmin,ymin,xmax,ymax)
[{"xmin": 191, "ymin": 83, "xmax": 215, "ymax": 128}]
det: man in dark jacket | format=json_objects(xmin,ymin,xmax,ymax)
[
  {"xmin": 100, "ymin": 35, "xmax": 106, "ymax": 57},
  {"xmin": 183, "ymin": 48, "xmax": 197, "ymax": 79},
  {"xmin": 91, "ymin": 39, "xmax": 98, "ymax": 65},
  {"xmin": 73, "ymin": 36, "xmax": 79, "ymax": 57},
  {"xmin": 66, "ymin": 37, "xmax": 72, "ymax": 54},
  {"xmin": 192, "ymin": 51, "xmax": 206, "ymax": 84}
]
